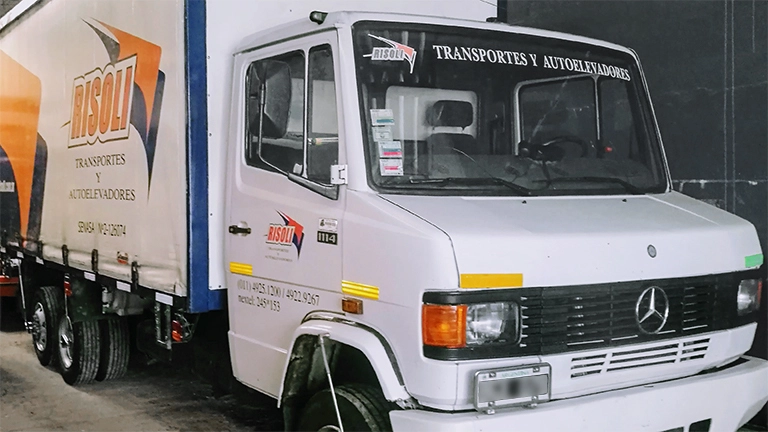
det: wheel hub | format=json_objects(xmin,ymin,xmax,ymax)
[
  {"xmin": 58, "ymin": 316, "xmax": 74, "ymax": 369},
  {"xmin": 32, "ymin": 302, "xmax": 46, "ymax": 352}
]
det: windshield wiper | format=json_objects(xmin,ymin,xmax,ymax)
[
  {"xmin": 543, "ymin": 176, "xmax": 646, "ymax": 194},
  {"xmin": 407, "ymin": 177, "xmax": 531, "ymax": 196}
]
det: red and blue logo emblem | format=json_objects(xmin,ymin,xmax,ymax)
[
  {"xmin": 364, "ymin": 34, "xmax": 417, "ymax": 73},
  {"xmin": 266, "ymin": 211, "xmax": 304, "ymax": 257}
]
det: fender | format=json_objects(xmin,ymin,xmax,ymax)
[{"xmin": 277, "ymin": 311, "xmax": 411, "ymax": 405}]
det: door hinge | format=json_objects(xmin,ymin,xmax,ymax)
[{"xmin": 330, "ymin": 164, "xmax": 348, "ymax": 185}]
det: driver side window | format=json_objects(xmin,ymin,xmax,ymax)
[
  {"xmin": 244, "ymin": 46, "xmax": 340, "ymax": 188},
  {"xmin": 245, "ymin": 51, "xmax": 305, "ymax": 174}
]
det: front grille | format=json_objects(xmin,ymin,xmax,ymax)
[
  {"xmin": 569, "ymin": 337, "xmax": 710, "ymax": 378},
  {"xmin": 661, "ymin": 418, "xmax": 712, "ymax": 432},
  {"xmin": 519, "ymin": 274, "xmax": 741, "ymax": 356}
]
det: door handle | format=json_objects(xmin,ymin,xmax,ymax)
[{"xmin": 228, "ymin": 225, "xmax": 252, "ymax": 235}]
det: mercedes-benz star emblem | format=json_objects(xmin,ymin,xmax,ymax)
[{"xmin": 635, "ymin": 286, "xmax": 669, "ymax": 334}]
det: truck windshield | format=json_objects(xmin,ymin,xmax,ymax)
[{"xmin": 352, "ymin": 22, "xmax": 667, "ymax": 196}]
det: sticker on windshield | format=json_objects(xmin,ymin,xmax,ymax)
[
  {"xmin": 372, "ymin": 126, "xmax": 393, "ymax": 142},
  {"xmin": 379, "ymin": 158, "xmax": 404, "ymax": 176},
  {"xmin": 364, "ymin": 35, "xmax": 417, "ymax": 73},
  {"xmin": 431, "ymin": 45, "xmax": 631, "ymax": 82},
  {"xmin": 370, "ymin": 109, "xmax": 395, "ymax": 126},
  {"xmin": 378, "ymin": 141, "xmax": 403, "ymax": 158}
]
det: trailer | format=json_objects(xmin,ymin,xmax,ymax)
[{"xmin": 1, "ymin": 0, "xmax": 767, "ymax": 430}]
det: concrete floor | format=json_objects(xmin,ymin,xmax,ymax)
[{"xmin": 0, "ymin": 305, "xmax": 283, "ymax": 431}]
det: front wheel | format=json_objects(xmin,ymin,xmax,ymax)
[
  {"xmin": 57, "ymin": 315, "xmax": 101, "ymax": 385},
  {"xmin": 297, "ymin": 384, "xmax": 392, "ymax": 432}
]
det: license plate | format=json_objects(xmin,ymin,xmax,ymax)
[{"xmin": 474, "ymin": 364, "xmax": 551, "ymax": 411}]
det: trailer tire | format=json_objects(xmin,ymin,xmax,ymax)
[
  {"xmin": 296, "ymin": 384, "xmax": 392, "ymax": 432},
  {"xmin": 57, "ymin": 316, "xmax": 101, "ymax": 385},
  {"xmin": 32, "ymin": 286, "xmax": 62, "ymax": 367},
  {"xmin": 96, "ymin": 318, "xmax": 130, "ymax": 381}
]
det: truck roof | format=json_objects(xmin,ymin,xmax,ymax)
[{"xmin": 234, "ymin": 10, "xmax": 635, "ymax": 57}]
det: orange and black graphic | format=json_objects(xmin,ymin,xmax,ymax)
[
  {"xmin": 71, "ymin": 19, "xmax": 165, "ymax": 189},
  {"xmin": 0, "ymin": 51, "xmax": 47, "ymax": 249}
]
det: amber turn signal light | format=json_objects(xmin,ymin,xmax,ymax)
[
  {"xmin": 422, "ymin": 304, "xmax": 467, "ymax": 348},
  {"xmin": 342, "ymin": 297, "xmax": 363, "ymax": 314}
]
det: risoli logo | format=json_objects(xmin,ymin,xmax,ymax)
[
  {"xmin": 69, "ymin": 56, "xmax": 136, "ymax": 146},
  {"xmin": 266, "ymin": 211, "xmax": 305, "ymax": 256},
  {"xmin": 364, "ymin": 34, "xmax": 417, "ymax": 73},
  {"xmin": 67, "ymin": 19, "xmax": 165, "ymax": 189}
]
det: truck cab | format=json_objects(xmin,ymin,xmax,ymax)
[{"xmin": 224, "ymin": 11, "xmax": 767, "ymax": 431}]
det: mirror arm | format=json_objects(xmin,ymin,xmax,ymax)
[
  {"xmin": 287, "ymin": 173, "xmax": 339, "ymax": 200},
  {"xmin": 256, "ymin": 81, "xmax": 266, "ymax": 161},
  {"xmin": 255, "ymin": 81, "xmax": 285, "ymax": 173}
]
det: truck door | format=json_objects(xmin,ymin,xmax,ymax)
[{"xmin": 225, "ymin": 33, "xmax": 345, "ymax": 397}]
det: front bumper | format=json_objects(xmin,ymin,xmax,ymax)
[{"xmin": 390, "ymin": 356, "xmax": 768, "ymax": 432}]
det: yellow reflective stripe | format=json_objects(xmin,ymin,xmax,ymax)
[
  {"xmin": 341, "ymin": 280, "xmax": 379, "ymax": 300},
  {"xmin": 460, "ymin": 273, "xmax": 523, "ymax": 289},
  {"xmin": 229, "ymin": 262, "xmax": 253, "ymax": 276}
]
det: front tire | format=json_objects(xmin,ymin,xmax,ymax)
[
  {"xmin": 57, "ymin": 315, "xmax": 100, "ymax": 385},
  {"xmin": 297, "ymin": 384, "xmax": 392, "ymax": 432},
  {"xmin": 32, "ymin": 286, "xmax": 62, "ymax": 366}
]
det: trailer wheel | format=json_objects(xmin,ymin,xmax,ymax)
[
  {"xmin": 57, "ymin": 315, "xmax": 101, "ymax": 385},
  {"xmin": 96, "ymin": 318, "xmax": 130, "ymax": 381},
  {"xmin": 31, "ymin": 286, "xmax": 62, "ymax": 366},
  {"xmin": 296, "ymin": 384, "xmax": 392, "ymax": 432}
]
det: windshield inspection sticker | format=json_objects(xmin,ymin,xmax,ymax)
[
  {"xmin": 431, "ymin": 45, "xmax": 631, "ymax": 82},
  {"xmin": 378, "ymin": 141, "xmax": 403, "ymax": 158},
  {"xmin": 380, "ymin": 158, "xmax": 404, "ymax": 176},
  {"xmin": 364, "ymin": 34, "xmax": 417, "ymax": 73},
  {"xmin": 370, "ymin": 109, "xmax": 395, "ymax": 126},
  {"xmin": 372, "ymin": 126, "xmax": 393, "ymax": 142}
]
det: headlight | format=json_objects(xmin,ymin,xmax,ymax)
[
  {"xmin": 466, "ymin": 302, "xmax": 520, "ymax": 346},
  {"xmin": 422, "ymin": 300, "xmax": 521, "ymax": 349},
  {"xmin": 737, "ymin": 279, "xmax": 763, "ymax": 316},
  {"xmin": 422, "ymin": 291, "xmax": 527, "ymax": 360}
]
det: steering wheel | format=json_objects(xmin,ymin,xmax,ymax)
[{"xmin": 540, "ymin": 135, "xmax": 590, "ymax": 158}]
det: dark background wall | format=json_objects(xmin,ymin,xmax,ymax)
[
  {"xmin": 502, "ymin": 0, "xmax": 767, "ymax": 427},
  {"xmin": 2, "ymin": 0, "xmax": 767, "ymax": 427}
]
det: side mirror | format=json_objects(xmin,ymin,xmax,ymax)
[{"xmin": 248, "ymin": 60, "xmax": 292, "ymax": 139}]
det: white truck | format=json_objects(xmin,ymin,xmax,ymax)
[{"xmin": 1, "ymin": 0, "xmax": 767, "ymax": 430}]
